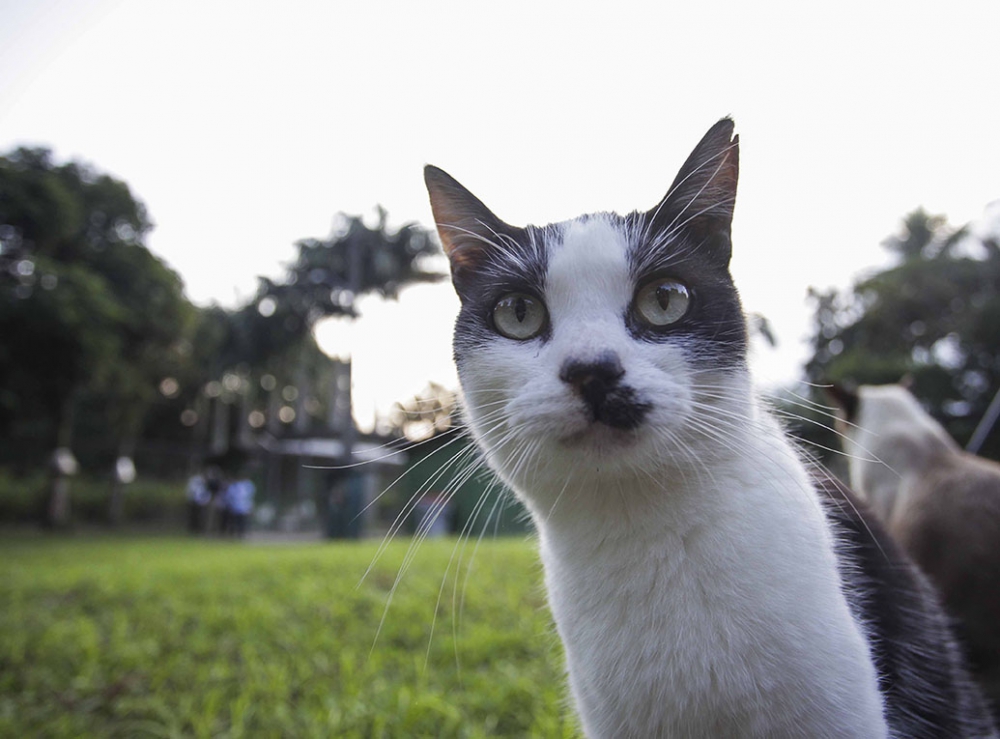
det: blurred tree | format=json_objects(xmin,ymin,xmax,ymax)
[
  {"xmin": 803, "ymin": 208, "xmax": 1000, "ymax": 460},
  {"xmin": 241, "ymin": 209, "xmax": 445, "ymax": 440},
  {"xmin": 389, "ymin": 382, "xmax": 457, "ymax": 442},
  {"xmin": 1, "ymin": 145, "xmax": 448, "ymax": 527},
  {"xmin": 140, "ymin": 209, "xmax": 446, "ymax": 471},
  {"xmin": 0, "ymin": 147, "xmax": 193, "ymax": 523},
  {"xmin": 252, "ymin": 207, "xmax": 443, "ymax": 346}
]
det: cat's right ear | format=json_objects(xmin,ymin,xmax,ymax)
[
  {"xmin": 646, "ymin": 118, "xmax": 739, "ymax": 267},
  {"xmin": 424, "ymin": 165, "xmax": 511, "ymax": 290}
]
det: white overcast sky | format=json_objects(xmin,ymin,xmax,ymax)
[{"xmin": 2, "ymin": 1, "xmax": 999, "ymax": 427}]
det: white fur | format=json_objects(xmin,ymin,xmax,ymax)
[{"xmin": 458, "ymin": 217, "xmax": 888, "ymax": 737}]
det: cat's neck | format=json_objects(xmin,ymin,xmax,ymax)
[{"xmin": 524, "ymin": 405, "xmax": 889, "ymax": 738}]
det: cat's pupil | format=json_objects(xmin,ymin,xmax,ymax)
[
  {"xmin": 656, "ymin": 286, "xmax": 673, "ymax": 310},
  {"xmin": 515, "ymin": 297, "xmax": 527, "ymax": 322}
]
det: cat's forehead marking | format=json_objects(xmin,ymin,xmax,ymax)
[{"xmin": 546, "ymin": 216, "xmax": 631, "ymax": 315}]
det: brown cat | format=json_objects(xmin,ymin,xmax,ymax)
[{"xmin": 833, "ymin": 382, "xmax": 1000, "ymax": 719}]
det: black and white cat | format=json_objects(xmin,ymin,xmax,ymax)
[{"xmin": 424, "ymin": 119, "xmax": 996, "ymax": 738}]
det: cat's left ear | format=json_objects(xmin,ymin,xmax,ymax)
[
  {"xmin": 646, "ymin": 118, "xmax": 739, "ymax": 267},
  {"xmin": 424, "ymin": 165, "xmax": 517, "ymax": 291}
]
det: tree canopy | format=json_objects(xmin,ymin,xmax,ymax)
[
  {"xmin": 250, "ymin": 207, "xmax": 443, "ymax": 358},
  {"xmin": 0, "ymin": 147, "xmax": 193, "ymax": 472},
  {"xmin": 803, "ymin": 207, "xmax": 1000, "ymax": 459},
  {"xmin": 1, "ymin": 145, "xmax": 447, "ymax": 487}
]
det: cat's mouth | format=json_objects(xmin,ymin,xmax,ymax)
[
  {"xmin": 567, "ymin": 382, "xmax": 652, "ymax": 433},
  {"xmin": 583, "ymin": 389, "xmax": 651, "ymax": 431},
  {"xmin": 558, "ymin": 391, "xmax": 652, "ymax": 447}
]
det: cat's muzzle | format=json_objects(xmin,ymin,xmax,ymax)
[{"xmin": 559, "ymin": 353, "xmax": 652, "ymax": 431}]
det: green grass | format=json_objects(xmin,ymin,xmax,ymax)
[{"xmin": 0, "ymin": 534, "xmax": 580, "ymax": 738}]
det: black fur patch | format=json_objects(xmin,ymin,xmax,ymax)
[
  {"xmin": 622, "ymin": 211, "xmax": 748, "ymax": 370},
  {"xmin": 818, "ymin": 475, "xmax": 997, "ymax": 737},
  {"xmin": 451, "ymin": 223, "xmax": 555, "ymax": 362}
]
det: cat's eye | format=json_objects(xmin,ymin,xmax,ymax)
[
  {"xmin": 492, "ymin": 293, "xmax": 547, "ymax": 340},
  {"xmin": 634, "ymin": 278, "xmax": 690, "ymax": 327}
]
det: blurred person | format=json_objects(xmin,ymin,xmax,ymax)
[
  {"xmin": 185, "ymin": 472, "xmax": 211, "ymax": 533},
  {"xmin": 203, "ymin": 466, "xmax": 224, "ymax": 532},
  {"xmin": 415, "ymin": 491, "xmax": 450, "ymax": 537},
  {"xmin": 223, "ymin": 476, "xmax": 255, "ymax": 537}
]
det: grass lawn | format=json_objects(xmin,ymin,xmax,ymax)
[{"xmin": 0, "ymin": 533, "xmax": 579, "ymax": 738}]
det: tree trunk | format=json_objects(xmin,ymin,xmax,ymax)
[
  {"xmin": 48, "ymin": 475, "xmax": 72, "ymax": 528},
  {"xmin": 46, "ymin": 392, "xmax": 78, "ymax": 528},
  {"xmin": 108, "ymin": 437, "xmax": 137, "ymax": 526}
]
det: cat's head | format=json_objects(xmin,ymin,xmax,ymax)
[
  {"xmin": 425, "ymin": 120, "xmax": 750, "ymax": 510},
  {"xmin": 830, "ymin": 382, "xmax": 959, "ymax": 511}
]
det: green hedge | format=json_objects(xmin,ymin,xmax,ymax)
[{"xmin": 0, "ymin": 469, "xmax": 186, "ymax": 526}]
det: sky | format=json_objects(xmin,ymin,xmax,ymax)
[{"xmin": 2, "ymin": 1, "xmax": 999, "ymax": 430}]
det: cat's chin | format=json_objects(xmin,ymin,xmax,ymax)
[{"xmin": 558, "ymin": 422, "xmax": 643, "ymax": 451}]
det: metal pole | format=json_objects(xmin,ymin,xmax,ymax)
[{"xmin": 966, "ymin": 385, "xmax": 1000, "ymax": 454}]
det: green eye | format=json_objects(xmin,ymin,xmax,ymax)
[
  {"xmin": 635, "ymin": 278, "xmax": 690, "ymax": 327},
  {"xmin": 493, "ymin": 293, "xmax": 547, "ymax": 340}
]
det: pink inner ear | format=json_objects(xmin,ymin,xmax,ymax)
[
  {"xmin": 444, "ymin": 241, "xmax": 483, "ymax": 271},
  {"xmin": 426, "ymin": 200, "xmax": 465, "ymax": 258},
  {"xmin": 424, "ymin": 164, "xmax": 521, "ymax": 271}
]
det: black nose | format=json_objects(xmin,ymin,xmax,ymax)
[
  {"xmin": 559, "ymin": 352, "xmax": 650, "ymax": 429},
  {"xmin": 559, "ymin": 352, "xmax": 625, "ymax": 399},
  {"xmin": 560, "ymin": 352, "xmax": 627, "ymax": 420}
]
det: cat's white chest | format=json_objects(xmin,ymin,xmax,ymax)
[{"xmin": 533, "ymin": 440, "xmax": 888, "ymax": 739}]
